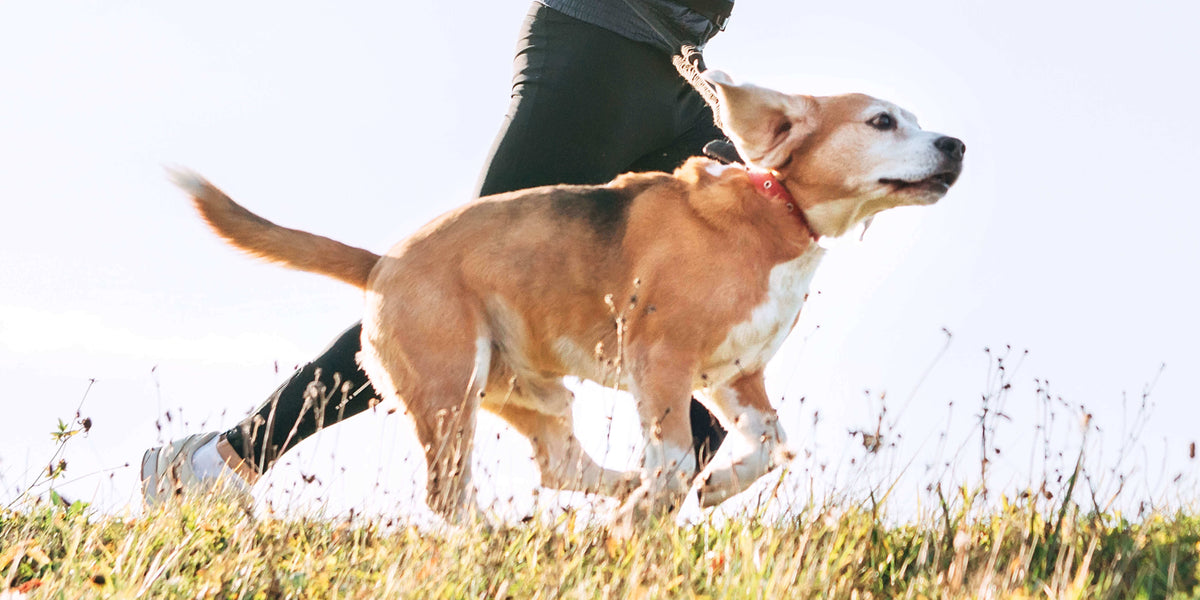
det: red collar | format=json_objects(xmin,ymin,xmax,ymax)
[{"xmin": 745, "ymin": 168, "xmax": 818, "ymax": 241}]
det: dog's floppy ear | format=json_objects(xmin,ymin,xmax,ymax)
[{"xmin": 703, "ymin": 70, "xmax": 817, "ymax": 171}]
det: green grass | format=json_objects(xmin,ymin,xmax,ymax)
[
  {"xmin": 3, "ymin": 350, "xmax": 1189, "ymax": 597},
  {"xmin": 3, "ymin": 490, "xmax": 1200, "ymax": 599}
]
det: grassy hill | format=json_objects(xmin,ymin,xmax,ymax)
[{"xmin": 3, "ymin": 489, "xmax": 1200, "ymax": 598}]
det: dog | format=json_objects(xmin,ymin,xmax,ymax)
[{"xmin": 171, "ymin": 71, "xmax": 963, "ymax": 526}]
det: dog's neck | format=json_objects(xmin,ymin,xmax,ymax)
[{"xmin": 744, "ymin": 167, "xmax": 818, "ymax": 241}]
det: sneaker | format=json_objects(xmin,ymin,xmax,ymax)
[{"xmin": 141, "ymin": 432, "xmax": 254, "ymax": 507}]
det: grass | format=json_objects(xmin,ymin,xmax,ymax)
[
  {"xmin": 3, "ymin": 490, "xmax": 1200, "ymax": 598},
  {"xmin": 3, "ymin": 348, "xmax": 1196, "ymax": 598}
]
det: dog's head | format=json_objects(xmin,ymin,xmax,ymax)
[{"xmin": 704, "ymin": 71, "xmax": 964, "ymax": 238}]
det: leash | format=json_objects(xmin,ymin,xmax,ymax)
[{"xmin": 672, "ymin": 46, "xmax": 725, "ymax": 132}]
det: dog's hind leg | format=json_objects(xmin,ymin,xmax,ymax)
[
  {"xmin": 372, "ymin": 329, "xmax": 490, "ymax": 522},
  {"xmin": 418, "ymin": 401, "xmax": 479, "ymax": 521},
  {"xmin": 484, "ymin": 380, "xmax": 637, "ymax": 499},
  {"xmin": 691, "ymin": 370, "xmax": 794, "ymax": 508},
  {"xmin": 421, "ymin": 336, "xmax": 492, "ymax": 521},
  {"xmin": 360, "ymin": 273, "xmax": 496, "ymax": 521}
]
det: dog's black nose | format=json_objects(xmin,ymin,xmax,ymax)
[{"xmin": 934, "ymin": 136, "xmax": 966, "ymax": 160}]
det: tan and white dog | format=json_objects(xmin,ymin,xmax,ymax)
[{"xmin": 172, "ymin": 71, "xmax": 963, "ymax": 526}]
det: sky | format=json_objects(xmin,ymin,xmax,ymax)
[{"xmin": 2, "ymin": 1, "xmax": 1198, "ymax": 520}]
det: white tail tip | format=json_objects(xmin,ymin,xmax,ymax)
[{"xmin": 165, "ymin": 166, "xmax": 211, "ymax": 197}]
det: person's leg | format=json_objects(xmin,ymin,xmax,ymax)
[
  {"xmin": 476, "ymin": 4, "xmax": 692, "ymax": 196},
  {"xmin": 142, "ymin": 323, "xmax": 378, "ymax": 504},
  {"xmin": 476, "ymin": 3, "xmax": 727, "ymax": 466},
  {"xmin": 222, "ymin": 322, "xmax": 377, "ymax": 473}
]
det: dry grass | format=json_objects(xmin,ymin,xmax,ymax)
[
  {"xmin": 2, "ymin": 485, "xmax": 1200, "ymax": 598},
  {"xmin": 3, "ymin": 348, "xmax": 1195, "ymax": 598}
]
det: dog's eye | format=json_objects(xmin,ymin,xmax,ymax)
[{"xmin": 867, "ymin": 112, "xmax": 896, "ymax": 131}]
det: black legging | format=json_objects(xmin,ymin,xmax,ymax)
[{"xmin": 225, "ymin": 3, "xmax": 728, "ymax": 472}]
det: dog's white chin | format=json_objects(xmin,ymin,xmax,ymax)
[
  {"xmin": 875, "ymin": 180, "xmax": 951, "ymax": 208},
  {"xmin": 896, "ymin": 189, "xmax": 947, "ymax": 206},
  {"xmin": 923, "ymin": 185, "xmax": 954, "ymax": 203}
]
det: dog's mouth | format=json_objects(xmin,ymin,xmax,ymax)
[{"xmin": 879, "ymin": 170, "xmax": 960, "ymax": 194}]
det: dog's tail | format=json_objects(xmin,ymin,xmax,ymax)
[{"xmin": 169, "ymin": 169, "xmax": 380, "ymax": 289}]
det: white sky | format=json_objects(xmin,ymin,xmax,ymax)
[{"xmin": 2, "ymin": 1, "xmax": 1199, "ymax": 519}]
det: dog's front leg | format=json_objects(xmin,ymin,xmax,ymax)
[
  {"xmin": 611, "ymin": 347, "xmax": 698, "ymax": 532},
  {"xmin": 693, "ymin": 371, "xmax": 794, "ymax": 508}
]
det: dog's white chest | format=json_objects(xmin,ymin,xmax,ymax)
[{"xmin": 702, "ymin": 247, "xmax": 824, "ymax": 384}]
